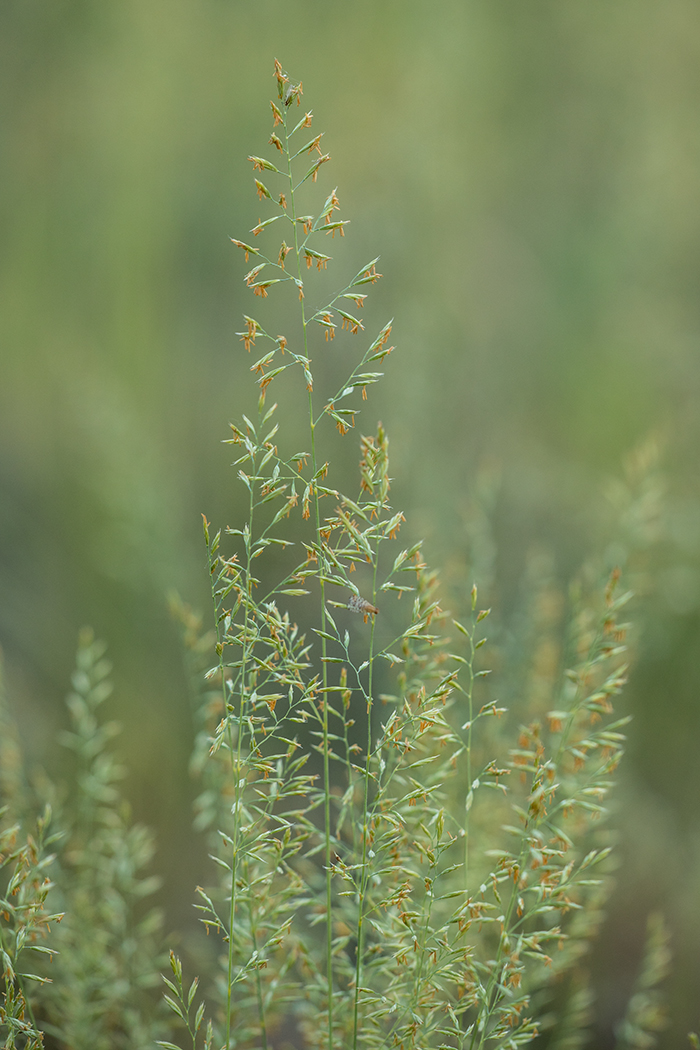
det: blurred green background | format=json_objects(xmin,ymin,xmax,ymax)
[{"xmin": 2, "ymin": 1, "xmax": 700, "ymax": 1045}]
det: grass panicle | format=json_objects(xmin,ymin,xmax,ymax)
[
  {"xmin": 162, "ymin": 61, "xmax": 652, "ymax": 1050},
  {"xmin": 0, "ymin": 61, "xmax": 671, "ymax": 1050},
  {"xmin": 34, "ymin": 628, "xmax": 165, "ymax": 1049}
]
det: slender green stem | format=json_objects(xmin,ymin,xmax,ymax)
[
  {"xmin": 223, "ymin": 473, "xmax": 256, "ymax": 1049},
  {"xmin": 351, "ymin": 551, "xmax": 380, "ymax": 1050},
  {"xmin": 282, "ymin": 101, "xmax": 334, "ymax": 1050},
  {"xmin": 245, "ymin": 858, "xmax": 269, "ymax": 1050},
  {"xmin": 408, "ymin": 871, "xmax": 438, "ymax": 1047}
]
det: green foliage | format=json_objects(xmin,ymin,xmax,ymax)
[
  {"xmin": 0, "ymin": 61, "xmax": 675, "ymax": 1050},
  {"xmin": 614, "ymin": 914, "xmax": 671, "ymax": 1050},
  {"xmin": 159, "ymin": 950, "xmax": 213, "ymax": 1050},
  {"xmin": 0, "ymin": 801, "xmax": 60, "ymax": 1049},
  {"xmin": 0, "ymin": 657, "xmax": 62, "ymax": 1049},
  {"xmin": 36, "ymin": 628, "xmax": 164, "ymax": 1049},
  {"xmin": 0, "ymin": 633, "xmax": 164, "ymax": 1049}
]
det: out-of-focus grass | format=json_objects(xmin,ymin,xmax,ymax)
[{"xmin": 2, "ymin": 2, "xmax": 700, "ymax": 1044}]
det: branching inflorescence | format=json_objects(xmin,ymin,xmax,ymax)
[
  {"xmin": 0, "ymin": 59, "xmax": 673, "ymax": 1050},
  {"xmin": 160, "ymin": 61, "xmax": 637, "ymax": 1050}
]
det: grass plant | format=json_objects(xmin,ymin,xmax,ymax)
[
  {"xmin": 0, "ymin": 61, "xmax": 674, "ymax": 1050},
  {"xmin": 158, "ymin": 62, "xmax": 651, "ymax": 1050},
  {"xmin": 37, "ymin": 629, "xmax": 164, "ymax": 1049}
]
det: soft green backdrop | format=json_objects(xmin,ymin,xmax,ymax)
[{"xmin": 2, "ymin": 2, "xmax": 700, "ymax": 1045}]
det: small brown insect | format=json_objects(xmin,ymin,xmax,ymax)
[{"xmin": 347, "ymin": 594, "xmax": 379, "ymax": 619}]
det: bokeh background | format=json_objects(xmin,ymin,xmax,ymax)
[{"xmin": 2, "ymin": 1, "xmax": 700, "ymax": 1045}]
